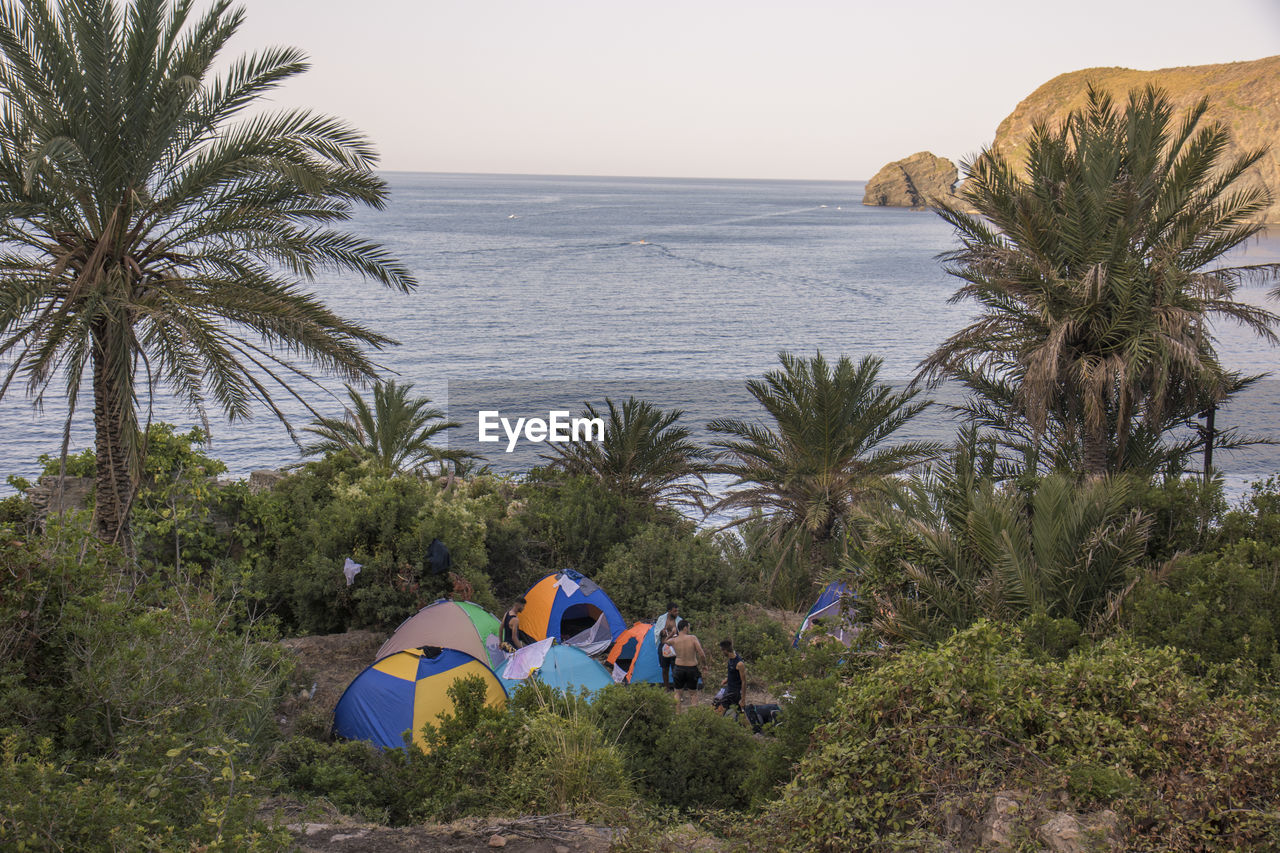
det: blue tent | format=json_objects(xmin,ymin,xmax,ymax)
[
  {"xmin": 333, "ymin": 647, "xmax": 506, "ymax": 751},
  {"xmin": 607, "ymin": 621, "xmax": 663, "ymax": 684},
  {"xmin": 794, "ymin": 581, "xmax": 860, "ymax": 647},
  {"xmin": 521, "ymin": 569, "xmax": 627, "ymax": 650},
  {"xmin": 496, "ymin": 640, "xmax": 614, "ymax": 700}
]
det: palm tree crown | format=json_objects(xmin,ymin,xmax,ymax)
[
  {"xmin": 302, "ymin": 380, "xmax": 473, "ymax": 476},
  {"xmin": 877, "ymin": 437, "xmax": 1152, "ymax": 643},
  {"xmin": 921, "ymin": 86, "xmax": 1279, "ymax": 475},
  {"xmin": 542, "ymin": 396, "xmax": 710, "ymax": 510},
  {"xmin": 709, "ymin": 351, "xmax": 943, "ymax": 576},
  {"xmin": 0, "ymin": 0, "xmax": 416, "ymax": 546}
]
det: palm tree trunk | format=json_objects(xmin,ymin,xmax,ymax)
[
  {"xmin": 92, "ymin": 336, "xmax": 135, "ymax": 551},
  {"xmin": 1082, "ymin": 431, "xmax": 1108, "ymax": 478}
]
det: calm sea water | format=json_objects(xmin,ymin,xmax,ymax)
[{"xmin": 3, "ymin": 172, "xmax": 1279, "ymax": 497}]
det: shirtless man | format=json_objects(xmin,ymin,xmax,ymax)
[{"xmin": 668, "ymin": 619, "xmax": 706, "ymax": 711}]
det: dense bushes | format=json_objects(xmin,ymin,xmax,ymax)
[
  {"xmin": 1127, "ymin": 541, "xmax": 1280, "ymax": 681},
  {"xmin": 0, "ymin": 526, "xmax": 293, "ymax": 850},
  {"xmin": 597, "ymin": 521, "xmax": 744, "ymax": 617},
  {"xmin": 272, "ymin": 675, "xmax": 632, "ymax": 823},
  {"xmin": 761, "ymin": 622, "xmax": 1280, "ymax": 852},
  {"xmin": 238, "ymin": 457, "xmax": 503, "ymax": 633},
  {"xmin": 590, "ymin": 684, "xmax": 676, "ymax": 796},
  {"xmin": 1125, "ymin": 477, "xmax": 1280, "ymax": 685},
  {"xmin": 9, "ymin": 428, "xmax": 1280, "ymax": 849}
]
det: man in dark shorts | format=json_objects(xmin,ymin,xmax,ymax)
[
  {"xmin": 713, "ymin": 638, "xmax": 746, "ymax": 718},
  {"xmin": 658, "ymin": 602, "xmax": 680, "ymax": 690},
  {"xmin": 501, "ymin": 597, "xmax": 526, "ymax": 652},
  {"xmin": 668, "ymin": 619, "xmax": 706, "ymax": 710}
]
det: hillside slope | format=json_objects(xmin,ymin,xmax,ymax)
[{"xmin": 990, "ymin": 55, "xmax": 1280, "ymax": 222}]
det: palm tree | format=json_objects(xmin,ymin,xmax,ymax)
[
  {"xmin": 708, "ymin": 352, "xmax": 943, "ymax": 582},
  {"xmin": 945, "ymin": 363, "xmax": 1269, "ymax": 480},
  {"xmin": 302, "ymin": 380, "xmax": 475, "ymax": 475},
  {"xmin": 0, "ymin": 0, "xmax": 415, "ymax": 548},
  {"xmin": 876, "ymin": 437, "xmax": 1152, "ymax": 643},
  {"xmin": 920, "ymin": 86, "xmax": 1280, "ymax": 476},
  {"xmin": 541, "ymin": 396, "xmax": 710, "ymax": 510}
]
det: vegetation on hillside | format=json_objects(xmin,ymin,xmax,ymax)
[{"xmin": 1, "ymin": 8, "xmax": 1279, "ymax": 848}]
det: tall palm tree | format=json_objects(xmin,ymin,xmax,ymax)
[
  {"xmin": 708, "ymin": 352, "xmax": 943, "ymax": 581},
  {"xmin": 541, "ymin": 396, "xmax": 710, "ymax": 511},
  {"xmin": 920, "ymin": 86, "xmax": 1280, "ymax": 476},
  {"xmin": 0, "ymin": 0, "xmax": 415, "ymax": 547},
  {"xmin": 302, "ymin": 380, "xmax": 474, "ymax": 475}
]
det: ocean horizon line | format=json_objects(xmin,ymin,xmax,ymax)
[{"xmin": 374, "ymin": 169, "xmax": 872, "ymax": 186}]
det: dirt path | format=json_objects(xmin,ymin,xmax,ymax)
[{"xmin": 287, "ymin": 816, "xmax": 613, "ymax": 853}]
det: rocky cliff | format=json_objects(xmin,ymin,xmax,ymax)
[
  {"xmin": 862, "ymin": 151, "xmax": 959, "ymax": 209},
  {"xmin": 990, "ymin": 55, "xmax": 1280, "ymax": 222}
]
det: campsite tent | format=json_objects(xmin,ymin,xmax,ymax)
[
  {"xmin": 333, "ymin": 647, "xmax": 506, "ymax": 751},
  {"xmin": 606, "ymin": 621, "xmax": 662, "ymax": 684},
  {"xmin": 495, "ymin": 639, "xmax": 614, "ymax": 700},
  {"xmin": 794, "ymin": 581, "xmax": 860, "ymax": 647},
  {"xmin": 375, "ymin": 599, "xmax": 502, "ymax": 667},
  {"xmin": 520, "ymin": 569, "xmax": 626, "ymax": 654}
]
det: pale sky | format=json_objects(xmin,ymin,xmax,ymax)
[{"xmin": 227, "ymin": 0, "xmax": 1280, "ymax": 181}]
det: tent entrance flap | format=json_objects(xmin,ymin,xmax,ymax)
[
  {"xmin": 564, "ymin": 611, "xmax": 613, "ymax": 656},
  {"xmin": 560, "ymin": 603, "xmax": 604, "ymax": 638}
]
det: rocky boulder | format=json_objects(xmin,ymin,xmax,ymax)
[{"xmin": 862, "ymin": 151, "xmax": 959, "ymax": 209}]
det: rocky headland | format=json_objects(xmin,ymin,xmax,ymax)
[{"xmin": 864, "ymin": 54, "xmax": 1280, "ymax": 222}]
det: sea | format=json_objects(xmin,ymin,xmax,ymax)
[{"xmin": 3, "ymin": 172, "xmax": 1279, "ymax": 500}]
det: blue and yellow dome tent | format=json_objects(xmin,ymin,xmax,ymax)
[
  {"xmin": 520, "ymin": 569, "xmax": 626, "ymax": 652},
  {"xmin": 606, "ymin": 621, "xmax": 662, "ymax": 684},
  {"xmin": 495, "ymin": 639, "xmax": 614, "ymax": 700},
  {"xmin": 375, "ymin": 599, "xmax": 503, "ymax": 667},
  {"xmin": 333, "ymin": 647, "xmax": 506, "ymax": 751}
]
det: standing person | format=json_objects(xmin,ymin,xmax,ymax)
[
  {"xmin": 501, "ymin": 597, "xmax": 526, "ymax": 652},
  {"xmin": 714, "ymin": 639, "xmax": 746, "ymax": 719},
  {"xmin": 658, "ymin": 602, "xmax": 680, "ymax": 690},
  {"xmin": 669, "ymin": 619, "xmax": 706, "ymax": 711}
]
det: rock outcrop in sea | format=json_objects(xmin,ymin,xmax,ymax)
[
  {"xmin": 862, "ymin": 151, "xmax": 959, "ymax": 209},
  {"xmin": 990, "ymin": 55, "xmax": 1280, "ymax": 223}
]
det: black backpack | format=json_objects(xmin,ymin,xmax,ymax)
[{"xmin": 744, "ymin": 703, "xmax": 781, "ymax": 734}]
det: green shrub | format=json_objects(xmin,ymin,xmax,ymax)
[
  {"xmin": 653, "ymin": 708, "xmax": 754, "ymax": 809},
  {"xmin": 1220, "ymin": 476, "xmax": 1280, "ymax": 544},
  {"xmin": 751, "ymin": 630, "xmax": 859, "ymax": 687},
  {"xmin": 1126, "ymin": 539, "xmax": 1280, "ymax": 683},
  {"xmin": 1133, "ymin": 474, "xmax": 1225, "ymax": 562},
  {"xmin": 513, "ymin": 710, "xmax": 634, "ymax": 819},
  {"xmin": 698, "ymin": 606, "xmax": 791, "ymax": 664},
  {"xmin": 590, "ymin": 683, "xmax": 676, "ymax": 798},
  {"xmin": 744, "ymin": 675, "xmax": 840, "ymax": 798},
  {"xmin": 0, "ymin": 730, "xmax": 291, "ymax": 852},
  {"xmin": 598, "ymin": 521, "xmax": 742, "ymax": 620},
  {"xmin": 484, "ymin": 471, "xmax": 663, "ymax": 599},
  {"xmin": 271, "ymin": 675, "xmax": 524, "ymax": 824},
  {"xmin": 268, "ymin": 735, "xmax": 426, "ymax": 824},
  {"xmin": 239, "ymin": 460, "xmax": 503, "ymax": 633},
  {"xmin": 760, "ymin": 621, "xmax": 1280, "ymax": 852},
  {"xmin": 1019, "ymin": 611, "xmax": 1085, "ymax": 660},
  {"xmin": 0, "ymin": 530, "xmax": 294, "ymax": 850},
  {"xmin": 414, "ymin": 675, "xmax": 524, "ymax": 819}
]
